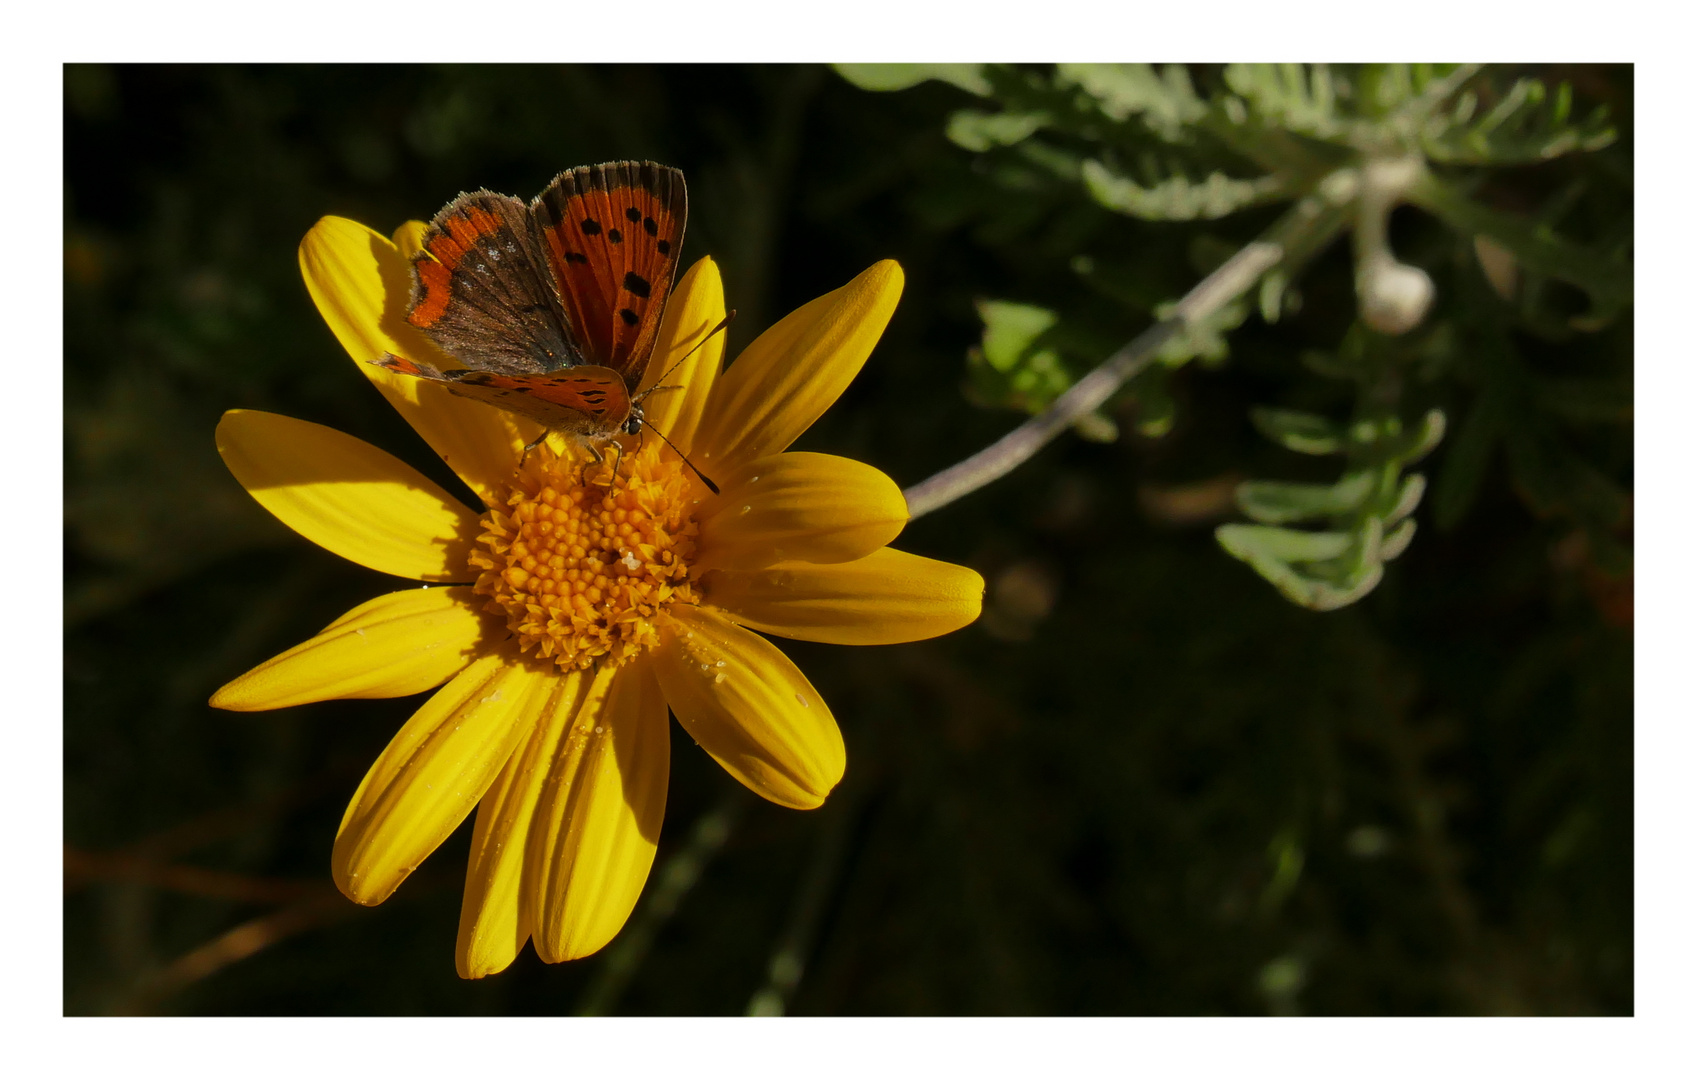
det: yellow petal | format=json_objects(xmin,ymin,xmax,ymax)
[
  {"xmin": 633, "ymin": 257, "xmax": 726, "ymax": 455},
  {"xmin": 455, "ymin": 668, "xmax": 587, "ymax": 979},
  {"xmin": 653, "ymin": 606, "xmax": 844, "ymax": 810},
  {"xmin": 693, "ymin": 452, "xmax": 908, "ymax": 572},
  {"xmin": 691, "ymin": 261, "xmax": 903, "ymax": 471},
  {"xmin": 705, "ymin": 548, "xmax": 986, "ymax": 645},
  {"xmin": 216, "ymin": 409, "xmax": 480, "ymax": 581},
  {"xmin": 299, "ymin": 215, "xmax": 529, "ymax": 504},
  {"xmin": 332, "ymin": 654, "xmax": 550, "ymax": 905},
  {"xmin": 527, "ymin": 663, "xmax": 670, "ymax": 963},
  {"xmin": 392, "ymin": 220, "xmax": 429, "ymax": 259},
  {"xmin": 210, "ymin": 586, "xmax": 486, "ymax": 711}
]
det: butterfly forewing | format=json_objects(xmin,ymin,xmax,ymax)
[
  {"xmin": 532, "ymin": 162, "xmax": 686, "ymax": 382},
  {"xmin": 407, "ymin": 191, "xmax": 583, "ymax": 375}
]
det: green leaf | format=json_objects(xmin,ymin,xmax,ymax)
[
  {"xmin": 1155, "ymin": 297, "xmax": 1249, "ymax": 368},
  {"xmin": 1258, "ymin": 269, "xmax": 1291, "ymax": 325},
  {"xmin": 1386, "ymin": 408, "xmax": 1448, "ymax": 465},
  {"xmin": 1215, "ymin": 522, "xmax": 1384, "ymax": 612},
  {"xmin": 1237, "ymin": 471, "xmax": 1375, "ymax": 525},
  {"xmin": 1407, "ymin": 172, "xmax": 1631, "ymax": 327},
  {"xmin": 1055, "ymin": 63, "xmax": 1205, "ymax": 140},
  {"xmin": 1384, "ymin": 473, "xmax": 1427, "ymax": 526},
  {"xmin": 1082, "ymin": 158, "xmax": 1285, "ymax": 222},
  {"xmin": 965, "ymin": 300, "xmax": 1077, "ymax": 415},
  {"xmin": 1216, "ymin": 524, "xmax": 1354, "ymax": 564},
  {"xmin": 1251, "ymin": 406, "xmax": 1344, "ymax": 455},
  {"xmin": 1379, "ymin": 517, "xmax": 1417, "ymax": 561},
  {"xmin": 977, "ymin": 300, "xmax": 1058, "ymax": 372},
  {"xmin": 947, "ymin": 110, "xmax": 1049, "ymax": 152},
  {"xmin": 1222, "ymin": 63, "xmax": 1349, "ymax": 142},
  {"xmin": 1422, "ymin": 76, "xmax": 1615, "ymax": 166},
  {"xmin": 833, "ymin": 63, "xmax": 991, "ymax": 96}
]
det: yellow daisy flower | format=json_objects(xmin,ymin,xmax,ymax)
[{"xmin": 209, "ymin": 215, "xmax": 984, "ymax": 979}]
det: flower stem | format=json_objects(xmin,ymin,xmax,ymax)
[{"xmin": 902, "ymin": 188, "xmax": 1354, "ymax": 519}]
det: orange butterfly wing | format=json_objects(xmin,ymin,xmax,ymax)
[
  {"xmin": 531, "ymin": 162, "xmax": 687, "ymax": 383},
  {"xmin": 373, "ymin": 355, "xmax": 631, "ymax": 438},
  {"xmin": 406, "ymin": 192, "xmax": 582, "ymax": 375}
]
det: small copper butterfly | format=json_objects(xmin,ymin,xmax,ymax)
[{"xmin": 373, "ymin": 161, "xmax": 708, "ymax": 483}]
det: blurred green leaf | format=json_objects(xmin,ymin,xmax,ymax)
[
  {"xmin": 1422, "ymin": 76, "xmax": 1615, "ymax": 165},
  {"xmin": 1237, "ymin": 471, "xmax": 1375, "ymax": 525},
  {"xmin": 966, "ymin": 300, "xmax": 1076, "ymax": 415},
  {"xmin": 1216, "ymin": 523, "xmax": 1354, "ymax": 563},
  {"xmin": 977, "ymin": 300, "xmax": 1059, "ymax": 372},
  {"xmin": 1409, "ymin": 171, "xmax": 1631, "ymax": 328},
  {"xmin": 1379, "ymin": 517, "xmax": 1417, "ymax": 561},
  {"xmin": 1083, "ymin": 158, "xmax": 1285, "ymax": 221},
  {"xmin": 1223, "ymin": 63, "xmax": 1349, "ymax": 142},
  {"xmin": 1251, "ymin": 406, "xmax": 1346, "ymax": 455},
  {"xmin": 1155, "ymin": 296, "xmax": 1249, "ymax": 368},
  {"xmin": 1056, "ymin": 63, "xmax": 1205, "ymax": 140},
  {"xmin": 946, "ymin": 109, "xmax": 1051, "ymax": 152},
  {"xmin": 833, "ymin": 63, "xmax": 991, "ymax": 96}
]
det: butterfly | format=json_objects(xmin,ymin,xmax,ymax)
[{"xmin": 372, "ymin": 161, "xmax": 698, "ymax": 479}]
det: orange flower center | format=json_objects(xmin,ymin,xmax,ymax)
[{"xmin": 470, "ymin": 446, "xmax": 704, "ymax": 671}]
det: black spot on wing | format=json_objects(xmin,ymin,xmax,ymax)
[
  {"xmin": 624, "ymin": 272, "xmax": 651, "ymax": 298},
  {"xmin": 656, "ymin": 239, "xmax": 671, "ymax": 256},
  {"xmin": 643, "ymin": 217, "xmax": 657, "ymax": 236},
  {"xmin": 564, "ymin": 251, "xmax": 589, "ymax": 265},
  {"xmin": 581, "ymin": 218, "xmax": 601, "ymax": 235},
  {"xmin": 608, "ymin": 228, "xmax": 623, "ymax": 244},
  {"xmin": 619, "ymin": 308, "xmax": 639, "ymax": 326},
  {"xmin": 625, "ymin": 207, "xmax": 642, "ymax": 222}
]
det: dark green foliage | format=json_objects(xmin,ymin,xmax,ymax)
[
  {"xmin": 64, "ymin": 64, "xmax": 1630, "ymax": 1015},
  {"xmin": 842, "ymin": 63, "xmax": 1631, "ymax": 609}
]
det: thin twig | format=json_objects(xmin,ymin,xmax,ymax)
[
  {"xmin": 111, "ymin": 894, "xmax": 358, "ymax": 1015},
  {"xmin": 902, "ymin": 240, "xmax": 1285, "ymax": 519},
  {"xmin": 64, "ymin": 846, "xmax": 329, "ymax": 905}
]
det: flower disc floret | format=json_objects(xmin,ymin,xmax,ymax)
[{"xmin": 470, "ymin": 447, "xmax": 703, "ymax": 670}]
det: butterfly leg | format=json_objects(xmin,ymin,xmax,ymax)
[
  {"xmin": 519, "ymin": 429, "xmax": 551, "ymax": 466},
  {"xmin": 578, "ymin": 440, "xmax": 621, "ymax": 489}
]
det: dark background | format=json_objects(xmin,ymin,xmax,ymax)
[{"xmin": 64, "ymin": 64, "xmax": 1631, "ymax": 1015}]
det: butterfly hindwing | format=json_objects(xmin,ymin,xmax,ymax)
[
  {"xmin": 407, "ymin": 191, "xmax": 583, "ymax": 376},
  {"xmin": 373, "ymin": 355, "xmax": 631, "ymax": 437},
  {"xmin": 531, "ymin": 162, "xmax": 686, "ymax": 383}
]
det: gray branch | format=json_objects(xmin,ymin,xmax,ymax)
[{"xmin": 902, "ymin": 240, "xmax": 1286, "ymax": 519}]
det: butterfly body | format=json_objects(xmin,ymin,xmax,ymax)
[{"xmin": 374, "ymin": 161, "xmax": 687, "ymax": 451}]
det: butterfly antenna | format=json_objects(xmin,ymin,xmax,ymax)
[
  {"xmin": 642, "ymin": 420, "xmax": 720, "ymax": 495},
  {"xmin": 633, "ymin": 310, "xmax": 737, "ymax": 405}
]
